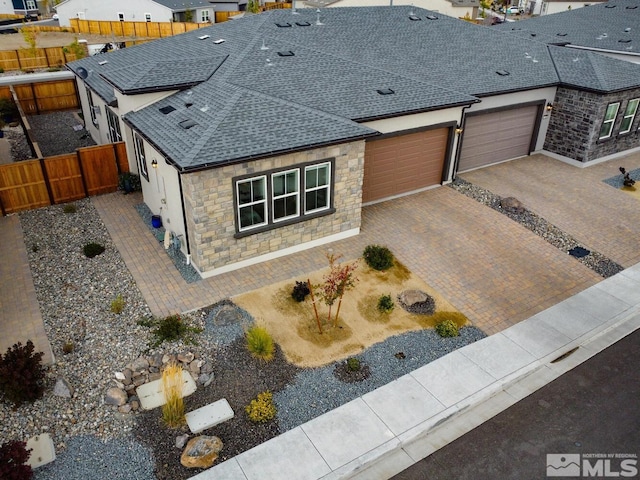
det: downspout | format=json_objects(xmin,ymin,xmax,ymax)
[
  {"xmin": 452, "ymin": 104, "xmax": 474, "ymax": 180},
  {"xmin": 178, "ymin": 172, "xmax": 192, "ymax": 266}
]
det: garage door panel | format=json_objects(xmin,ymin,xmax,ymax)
[
  {"xmin": 363, "ymin": 128, "xmax": 449, "ymax": 203},
  {"xmin": 458, "ymin": 105, "xmax": 538, "ymax": 172}
]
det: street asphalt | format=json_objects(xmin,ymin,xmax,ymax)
[{"xmin": 392, "ymin": 326, "xmax": 640, "ymax": 480}]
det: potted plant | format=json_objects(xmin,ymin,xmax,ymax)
[{"xmin": 117, "ymin": 172, "xmax": 141, "ymax": 194}]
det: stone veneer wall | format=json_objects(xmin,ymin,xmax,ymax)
[
  {"xmin": 181, "ymin": 141, "xmax": 366, "ymax": 274},
  {"xmin": 544, "ymin": 87, "xmax": 640, "ymax": 163}
]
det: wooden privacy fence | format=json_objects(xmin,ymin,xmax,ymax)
[
  {"xmin": 0, "ymin": 47, "xmax": 81, "ymax": 72},
  {"xmin": 0, "ymin": 142, "xmax": 129, "ymax": 215},
  {"xmin": 70, "ymin": 18, "xmax": 207, "ymax": 38},
  {"xmin": 0, "ymin": 79, "xmax": 79, "ymax": 114}
]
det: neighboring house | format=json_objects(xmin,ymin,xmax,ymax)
[
  {"xmin": 54, "ymin": 0, "xmax": 218, "ymax": 26},
  {"xmin": 539, "ymin": 0, "xmax": 606, "ymax": 15},
  {"xmin": 66, "ymin": 5, "xmax": 640, "ymax": 278},
  {"xmin": 0, "ymin": 1, "xmax": 15, "ymax": 15},
  {"xmin": 11, "ymin": 0, "xmax": 38, "ymax": 17},
  {"xmin": 312, "ymin": 0, "xmax": 479, "ymax": 19}
]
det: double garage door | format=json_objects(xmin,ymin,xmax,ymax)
[
  {"xmin": 458, "ymin": 105, "xmax": 539, "ymax": 172},
  {"xmin": 362, "ymin": 127, "xmax": 449, "ymax": 204}
]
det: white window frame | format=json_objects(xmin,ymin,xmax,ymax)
[
  {"xmin": 237, "ymin": 176, "xmax": 268, "ymax": 232},
  {"xmin": 77, "ymin": 11, "xmax": 85, "ymax": 19},
  {"xmin": 117, "ymin": 12, "xmax": 125, "ymax": 21},
  {"xmin": 620, "ymin": 99, "xmax": 639, "ymax": 134},
  {"xmin": 106, "ymin": 108, "xmax": 122, "ymax": 143},
  {"xmin": 304, "ymin": 162, "xmax": 331, "ymax": 214},
  {"xmin": 599, "ymin": 102, "xmax": 620, "ymax": 140},
  {"xmin": 271, "ymin": 169, "xmax": 299, "ymax": 223},
  {"xmin": 26, "ymin": 0, "xmax": 36, "ymax": 9},
  {"xmin": 86, "ymin": 88, "xmax": 98, "ymax": 126},
  {"xmin": 145, "ymin": 13, "xmax": 152, "ymax": 22},
  {"xmin": 201, "ymin": 9, "xmax": 210, "ymax": 22},
  {"xmin": 133, "ymin": 133, "xmax": 149, "ymax": 181}
]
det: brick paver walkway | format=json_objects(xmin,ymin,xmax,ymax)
[{"xmin": 0, "ymin": 216, "xmax": 53, "ymax": 364}]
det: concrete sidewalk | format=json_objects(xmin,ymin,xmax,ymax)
[{"xmin": 190, "ymin": 263, "xmax": 640, "ymax": 480}]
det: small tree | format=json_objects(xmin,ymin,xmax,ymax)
[
  {"xmin": 317, "ymin": 252, "xmax": 359, "ymax": 328},
  {"xmin": 247, "ymin": 0, "xmax": 261, "ymax": 13},
  {"xmin": 20, "ymin": 27, "xmax": 39, "ymax": 59},
  {"xmin": 63, "ymin": 37, "xmax": 87, "ymax": 60},
  {"xmin": 184, "ymin": 8, "xmax": 194, "ymax": 22}
]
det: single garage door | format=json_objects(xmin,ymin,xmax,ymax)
[
  {"xmin": 362, "ymin": 128, "xmax": 449, "ymax": 203},
  {"xmin": 458, "ymin": 105, "xmax": 539, "ymax": 172}
]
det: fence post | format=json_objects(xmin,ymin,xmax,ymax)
[
  {"xmin": 39, "ymin": 158, "xmax": 55, "ymax": 205},
  {"xmin": 76, "ymin": 150, "xmax": 90, "ymax": 197}
]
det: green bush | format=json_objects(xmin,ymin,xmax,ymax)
[
  {"xmin": 62, "ymin": 203, "xmax": 77, "ymax": 214},
  {"xmin": 346, "ymin": 357, "xmax": 361, "ymax": 372},
  {"xmin": 118, "ymin": 172, "xmax": 141, "ymax": 193},
  {"xmin": 148, "ymin": 314, "xmax": 202, "ymax": 347},
  {"xmin": 62, "ymin": 341, "xmax": 74, "ymax": 355},
  {"xmin": 377, "ymin": 294, "xmax": 395, "ymax": 313},
  {"xmin": 245, "ymin": 391, "xmax": 276, "ymax": 423},
  {"xmin": 0, "ymin": 440, "xmax": 33, "ymax": 480},
  {"xmin": 363, "ymin": 245, "xmax": 394, "ymax": 271},
  {"xmin": 83, "ymin": 242, "xmax": 105, "ymax": 258},
  {"xmin": 110, "ymin": 294, "xmax": 125, "ymax": 314},
  {"xmin": 291, "ymin": 281, "xmax": 310, "ymax": 302},
  {"xmin": 435, "ymin": 319, "xmax": 460, "ymax": 338},
  {"xmin": 246, "ymin": 325, "xmax": 274, "ymax": 361},
  {"xmin": 0, "ymin": 340, "xmax": 45, "ymax": 408}
]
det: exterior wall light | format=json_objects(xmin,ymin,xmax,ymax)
[
  {"xmin": 151, "ymin": 159, "xmax": 158, "ymax": 168},
  {"xmin": 546, "ymin": 102, "xmax": 553, "ymax": 112},
  {"xmin": 455, "ymin": 126, "xmax": 464, "ymax": 134}
]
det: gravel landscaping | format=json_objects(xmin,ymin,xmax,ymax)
[{"xmin": 2, "ymin": 197, "xmax": 486, "ymax": 480}]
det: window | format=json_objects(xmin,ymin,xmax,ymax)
[
  {"xmin": 305, "ymin": 162, "xmax": 331, "ymax": 213},
  {"xmin": 26, "ymin": 0, "xmax": 36, "ymax": 9},
  {"xmin": 272, "ymin": 169, "xmax": 299, "ymax": 222},
  {"xmin": 77, "ymin": 11, "xmax": 85, "ymax": 19},
  {"xmin": 145, "ymin": 13, "xmax": 152, "ymax": 22},
  {"xmin": 599, "ymin": 102, "xmax": 619, "ymax": 139},
  {"xmin": 201, "ymin": 9, "xmax": 210, "ymax": 22},
  {"xmin": 118, "ymin": 12, "xmax": 125, "ymax": 21},
  {"xmin": 133, "ymin": 133, "xmax": 149, "ymax": 181},
  {"xmin": 620, "ymin": 99, "xmax": 639, "ymax": 134},
  {"xmin": 234, "ymin": 160, "xmax": 334, "ymax": 234},
  {"xmin": 86, "ymin": 88, "xmax": 98, "ymax": 126},
  {"xmin": 237, "ymin": 176, "xmax": 267, "ymax": 231},
  {"xmin": 106, "ymin": 109, "xmax": 122, "ymax": 142}
]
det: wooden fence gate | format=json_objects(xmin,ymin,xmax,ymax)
[{"xmin": 0, "ymin": 142, "xmax": 128, "ymax": 215}]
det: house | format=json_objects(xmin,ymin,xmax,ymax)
[
  {"xmin": 538, "ymin": 0, "xmax": 606, "ymax": 15},
  {"xmin": 65, "ymin": 4, "xmax": 640, "ymax": 278},
  {"xmin": 11, "ymin": 0, "xmax": 39, "ymax": 18},
  {"xmin": 54, "ymin": 0, "xmax": 220, "ymax": 26},
  {"xmin": 311, "ymin": 0, "xmax": 480, "ymax": 20},
  {"xmin": 0, "ymin": 1, "xmax": 15, "ymax": 15}
]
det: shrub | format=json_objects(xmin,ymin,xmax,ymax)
[
  {"xmin": 0, "ymin": 440, "xmax": 33, "ymax": 480},
  {"xmin": 291, "ymin": 281, "xmax": 310, "ymax": 302},
  {"xmin": 62, "ymin": 203, "xmax": 77, "ymax": 214},
  {"xmin": 62, "ymin": 341, "xmax": 74, "ymax": 355},
  {"xmin": 31, "ymin": 244, "xmax": 38, "ymax": 253},
  {"xmin": 150, "ymin": 314, "xmax": 202, "ymax": 347},
  {"xmin": 246, "ymin": 325, "xmax": 274, "ymax": 361},
  {"xmin": 435, "ymin": 319, "xmax": 460, "ymax": 338},
  {"xmin": 346, "ymin": 357, "xmax": 361, "ymax": 372},
  {"xmin": 118, "ymin": 172, "xmax": 141, "ymax": 193},
  {"xmin": 245, "ymin": 391, "xmax": 276, "ymax": 423},
  {"xmin": 0, "ymin": 341, "xmax": 45, "ymax": 408},
  {"xmin": 110, "ymin": 294, "xmax": 125, "ymax": 314},
  {"xmin": 83, "ymin": 242, "xmax": 105, "ymax": 258},
  {"xmin": 363, "ymin": 245, "xmax": 394, "ymax": 271},
  {"xmin": 377, "ymin": 294, "xmax": 395, "ymax": 313},
  {"xmin": 161, "ymin": 362, "xmax": 185, "ymax": 428}
]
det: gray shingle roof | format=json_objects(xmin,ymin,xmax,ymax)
[
  {"xmin": 152, "ymin": 0, "xmax": 216, "ymax": 10},
  {"xmin": 66, "ymin": 5, "xmax": 640, "ymax": 171}
]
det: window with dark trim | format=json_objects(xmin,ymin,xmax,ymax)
[
  {"xmin": 106, "ymin": 108, "xmax": 122, "ymax": 142},
  {"xmin": 145, "ymin": 13, "xmax": 152, "ymax": 22},
  {"xmin": 86, "ymin": 88, "xmax": 98, "ymax": 126},
  {"xmin": 599, "ymin": 102, "xmax": 619, "ymax": 140},
  {"xmin": 133, "ymin": 133, "xmax": 149, "ymax": 181},
  {"xmin": 234, "ymin": 159, "xmax": 334, "ymax": 234},
  {"xmin": 620, "ymin": 99, "xmax": 639, "ymax": 134}
]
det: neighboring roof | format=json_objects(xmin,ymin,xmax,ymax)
[
  {"xmin": 549, "ymin": 45, "xmax": 640, "ymax": 92},
  {"xmin": 497, "ymin": 1, "xmax": 640, "ymax": 58},
  {"xmin": 149, "ymin": 0, "xmax": 214, "ymax": 9},
  {"xmin": 66, "ymin": 6, "xmax": 640, "ymax": 171}
]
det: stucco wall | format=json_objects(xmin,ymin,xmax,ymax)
[
  {"xmin": 544, "ymin": 87, "xmax": 640, "ymax": 163},
  {"xmin": 56, "ymin": 0, "xmax": 173, "ymax": 25},
  {"xmin": 181, "ymin": 141, "xmax": 365, "ymax": 275}
]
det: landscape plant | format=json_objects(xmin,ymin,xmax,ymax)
[
  {"xmin": 291, "ymin": 280, "xmax": 310, "ymax": 302},
  {"xmin": 377, "ymin": 294, "xmax": 395, "ymax": 313},
  {"xmin": 363, "ymin": 245, "xmax": 394, "ymax": 271},
  {"xmin": 62, "ymin": 203, "xmax": 77, "ymax": 214},
  {"xmin": 83, "ymin": 242, "xmax": 105, "ymax": 258},
  {"xmin": 312, "ymin": 252, "xmax": 359, "ymax": 331},
  {"xmin": 245, "ymin": 325, "xmax": 274, "ymax": 361},
  {"xmin": 110, "ymin": 294, "xmax": 125, "ymax": 314},
  {"xmin": 62, "ymin": 37, "xmax": 86, "ymax": 60},
  {"xmin": 148, "ymin": 314, "xmax": 202, "ymax": 347},
  {"xmin": 0, "ymin": 440, "xmax": 33, "ymax": 480},
  {"xmin": 346, "ymin": 357, "xmax": 361, "ymax": 372},
  {"xmin": 0, "ymin": 340, "xmax": 45, "ymax": 408},
  {"xmin": 435, "ymin": 319, "xmax": 460, "ymax": 338},
  {"xmin": 245, "ymin": 391, "xmax": 276, "ymax": 423},
  {"xmin": 161, "ymin": 362, "xmax": 185, "ymax": 428},
  {"xmin": 20, "ymin": 27, "xmax": 38, "ymax": 59}
]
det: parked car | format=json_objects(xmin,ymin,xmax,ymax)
[
  {"xmin": 52, "ymin": 13, "xmax": 59, "ymax": 20},
  {"xmin": 507, "ymin": 5, "xmax": 523, "ymax": 14}
]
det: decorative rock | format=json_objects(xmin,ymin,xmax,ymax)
[
  {"xmin": 178, "ymin": 352, "xmax": 195, "ymax": 364},
  {"xmin": 148, "ymin": 372, "xmax": 162, "ymax": 382},
  {"xmin": 122, "ymin": 368, "xmax": 133, "ymax": 384},
  {"xmin": 500, "ymin": 196, "xmax": 525, "ymax": 214},
  {"xmin": 398, "ymin": 289, "xmax": 429, "ymax": 307},
  {"xmin": 176, "ymin": 434, "xmax": 189, "ymax": 449},
  {"xmin": 114, "ymin": 380, "xmax": 125, "ymax": 390},
  {"xmin": 104, "ymin": 387, "xmax": 128, "ymax": 406},
  {"xmin": 53, "ymin": 378, "xmax": 74, "ymax": 398},
  {"xmin": 162, "ymin": 354, "xmax": 176, "ymax": 365},
  {"xmin": 114, "ymin": 371, "xmax": 126, "ymax": 381},
  {"xmin": 397, "ymin": 289, "xmax": 436, "ymax": 315},
  {"xmin": 200, "ymin": 362, "xmax": 213, "ymax": 375},
  {"xmin": 189, "ymin": 360, "xmax": 203, "ymax": 375},
  {"xmin": 124, "ymin": 384, "xmax": 136, "ymax": 392},
  {"xmin": 198, "ymin": 373, "xmax": 214, "ymax": 387},
  {"xmin": 149, "ymin": 353, "xmax": 163, "ymax": 368},
  {"xmin": 133, "ymin": 376, "xmax": 146, "ymax": 387},
  {"xmin": 180, "ymin": 436, "xmax": 223, "ymax": 469},
  {"xmin": 131, "ymin": 357, "xmax": 149, "ymax": 372},
  {"xmin": 118, "ymin": 404, "xmax": 132, "ymax": 414},
  {"xmin": 130, "ymin": 398, "xmax": 140, "ymax": 411}
]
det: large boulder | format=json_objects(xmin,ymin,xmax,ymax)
[
  {"xmin": 104, "ymin": 387, "xmax": 128, "ymax": 406},
  {"xmin": 500, "ymin": 196, "xmax": 525, "ymax": 214},
  {"xmin": 180, "ymin": 436, "xmax": 223, "ymax": 469},
  {"xmin": 397, "ymin": 290, "xmax": 436, "ymax": 315}
]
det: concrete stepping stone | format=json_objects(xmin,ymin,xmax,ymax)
[
  {"xmin": 26, "ymin": 433, "xmax": 56, "ymax": 469},
  {"xmin": 136, "ymin": 370, "xmax": 197, "ymax": 410},
  {"xmin": 186, "ymin": 398, "xmax": 234, "ymax": 434}
]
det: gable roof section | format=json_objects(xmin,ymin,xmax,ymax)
[
  {"xmin": 151, "ymin": 0, "xmax": 214, "ymax": 9},
  {"xmin": 549, "ymin": 45, "xmax": 640, "ymax": 92}
]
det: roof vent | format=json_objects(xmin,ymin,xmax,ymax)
[
  {"xmin": 185, "ymin": 102, "xmax": 193, "ymax": 108},
  {"xmin": 426, "ymin": 14, "xmax": 438, "ymax": 20},
  {"xmin": 277, "ymin": 51, "xmax": 295, "ymax": 56},
  {"xmin": 213, "ymin": 39, "xmax": 225, "ymax": 44},
  {"xmin": 618, "ymin": 39, "xmax": 632, "ymax": 43},
  {"xmin": 626, "ymin": 5, "xmax": 637, "ymax": 8},
  {"xmin": 198, "ymin": 35, "xmax": 210, "ymax": 40},
  {"xmin": 295, "ymin": 21, "xmax": 310, "ymax": 26},
  {"xmin": 531, "ymin": 33, "xmax": 537, "ymax": 37},
  {"xmin": 98, "ymin": 60, "xmax": 108, "ymax": 65},
  {"xmin": 511, "ymin": 27, "xmax": 521, "ymax": 30},
  {"xmin": 409, "ymin": 14, "xmax": 421, "ymax": 20},
  {"xmin": 159, "ymin": 106, "xmax": 176, "ymax": 115},
  {"xmin": 624, "ymin": 28, "xmax": 631, "ymax": 32},
  {"xmin": 496, "ymin": 70, "xmax": 510, "ymax": 76},
  {"xmin": 556, "ymin": 33, "xmax": 567, "ymax": 36},
  {"xmin": 605, "ymin": 4, "xmax": 616, "ymax": 7},
  {"xmin": 179, "ymin": 119, "xmax": 198, "ymax": 129},
  {"xmin": 276, "ymin": 22, "xmax": 292, "ymax": 27},
  {"xmin": 376, "ymin": 88, "xmax": 395, "ymax": 95}
]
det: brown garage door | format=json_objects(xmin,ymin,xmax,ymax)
[
  {"xmin": 362, "ymin": 128, "xmax": 449, "ymax": 203},
  {"xmin": 458, "ymin": 105, "xmax": 539, "ymax": 172}
]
